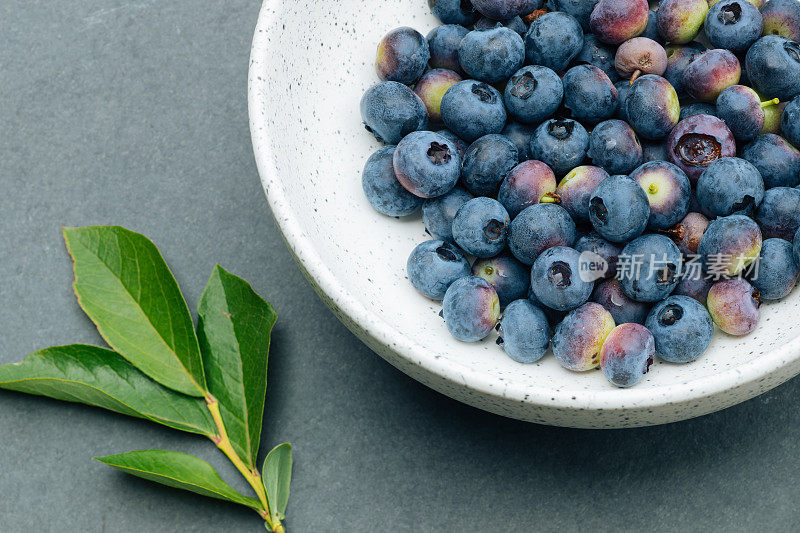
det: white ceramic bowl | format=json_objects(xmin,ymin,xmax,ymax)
[{"xmin": 248, "ymin": 0, "xmax": 800, "ymax": 428}]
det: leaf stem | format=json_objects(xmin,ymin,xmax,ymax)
[{"xmin": 205, "ymin": 396, "xmax": 283, "ymax": 531}]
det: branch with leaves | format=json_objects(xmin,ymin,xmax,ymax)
[{"xmin": 0, "ymin": 226, "xmax": 291, "ymax": 531}]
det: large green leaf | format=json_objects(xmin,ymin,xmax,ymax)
[
  {"xmin": 96, "ymin": 450, "xmax": 261, "ymax": 509},
  {"xmin": 262, "ymin": 443, "xmax": 292, "ymax": 521},
  {"xmin": 63, "ymin": 226, "xmax": 206, "ymax": 397},
  {"xmin": 197, "ymin": 265, "xmax": 277, "ymax": 469},
  {"xmin": 0, "ymin": 345, "xmax": 215, "ymax": 436}
]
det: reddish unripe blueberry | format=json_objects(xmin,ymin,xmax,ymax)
[
  {"xmin": 414, "ymin": 69, "xmax": 462, "ymax": 123},
  {"xmin": 615, "ymin": 37, "xmax": 668, "ymax": 83},
  {"xmin": 665, "ymin": 114, "xmax": 737, "ymax": 183},
  {"xmin": 590, "ymin": 0, "xmax": 649, "ymax": 45},
  {"xmin": 707, "ymin": 278, "xmax": 762, "ymax": 336},
  {"xmin": 556, "ymin": 165, "xmax": 610, "ymax": 222},
  {"xmin": 673, "ymin": 274, "xmax": 714, "ymax": 303},
  {"xmin": 761, "ymin": 0, "xmax": 800, "ymax": 41},
  {"xmin": 682, "ymin": 49, "xmax": 741, "ymax": 102},
  {"xmin": 657, "ymin": 0, "xmax": 709, "ymax": 44},
  {"xmin": 698, "ymin": 215, "xmax": 763, "ymax": 277},
  {"xmin": 663, "ymin": 212, "xmax": 709, "ymax": 255},
  {"xmin": 600, "ymin": 323, "xmax": 655, "ymax": 388},
  {"xmin": 498, "ymin": 160, "xmax": 559, "ymax": 218},
  {"xmin": 552, "ymin": 302, "xmax": 616, "ymax": 371},
  {"xmin": 375, "ymin": 27, "xmax": 431, "ymax": 85}
]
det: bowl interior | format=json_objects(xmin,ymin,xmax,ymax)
[{"xmin": 249, "ymin": 0, "xmax": 800, "ymax": 419}]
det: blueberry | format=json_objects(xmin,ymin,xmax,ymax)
[
  {"xmin": 461, "ymin": 134, "xmax": 519, "ymax": 196},
  {"xmin": 657, "ymin": 0, "xmax": 709, "ymax": 45},
  {"xmin": 645, "ymin": 295, "xmax": 713, "ymax": 363},
  {"xmin": 459, "ymin": 26, "xmax": 525, "ymax": 83},
  {"xmin": 696, "ymin": 157, "xmax": 765, "ymax": 218},
  {"xmin": 556, "ymin": 165, "xmax": 610, "ymax": 222},
  {"xmin": 707, "ymin": 277, "xmax": 762, "ymax": 335},
  {"xmin": 679, "ymin": 103, "xmax": 716, "ymax": 121},
  {"xmin": 715, "ymin": 85, "xmax": 776, "ymax": 142},
  {"xmin": 755, "ymin": 186, "xmax": 800, "ymax": 241},
  {"xmin": 452, "ymin": 197, "xmax": 510, "ymax": 257},
  {"xmin": 614, "ymin": 80, "xmax": 632, "ymax": 122},
  {"xmin": 525, "ymin": 12, "xmax": 585, "ymax": 72},
  {"xmin": 761, "ymin": 0, "xmax": 800, "ymax": 42},
  {"xmin": 427, "ymin": 24, "xmax": 470, "ymax": 74},
  {"xmin": 618, "ymin": 234, "xmax": 683, "ymax": 302},
  {"xmin": 642, "ymin": 10, "xmax": 662, "ymax": 43},
  {"xmin": 531, "ymin": 246, "xmax": 594, "ymax": 311},
  {"xmin": 572, "ymin": 34, "xmax": 619, "ymax": 82},
  {"xmin": 530, "ymin": 119, "xmax": 589, "ymax": 177},
  {"xmin": 498, "ymin": 160, "xmax": 559, "ymax": 218},
  {"xmin": 502, "ymin": 121, "xmax": 536, "ymax": 161},
  {"xmin": 624, "ymin": 75, "xmax": 680, "ymax": 140},
  {"xmin": 362, "ymin": 146, "xmax": 423, "ymax": 217},
  {"xmin": 587, "ymin": 119, "xmax": 643, "ymax": 175},
  {"xmin": 750, "ymin": 238, "xmax": 800, "ymax": 300},
  {"xmin": 682, "ymin": 49, "xmax": 742, "ymax": 102},
  {"xmin": 414, "ymin": 69, "xmax": 463, "ymax": 123},
  {"xmin": 474, "ymin": 16, "xmax": 529, "ymax": 36},
  {"xmin": 664, "ymin": 41, "xmax": 706, "ymax": 97},
  {"xmin": 442, "ymin": 276, "xmax": 501, "ymax": 342},
  {"xmin": 592, "ymin": 278, "xmax": 651, "ymax": 324},
  {"xmin": 590, "ymin": 0, "xmax": 649, "ymax": 45},
  {"xmin": 428, "ymin": 0, "xmax": 479, "ymax": 25},
  {"xmin": 497, "ymin": 299, "xmax": 551, "ymax": 362},
  {"xmin": 588, "ymin": 174, "xmax": 650, "ymax": 243},
  {"xmin": 615, "ymin": 37, "xmax": 668, "ymax": 83},
  {"xmin": 441, "ymin": 80, "xmax": 507, "ymax": 142},
  {"xmin": 471, "ymin": 0, "xmax": 541, "ymax": 20},
  {"xmin": 665, "ymin": 114, "xmax": 737, "ymax": 184},
  {"xmin": 741, "ymin": 134, "xmax": 800, "ymax": 189},
  {"xmin": 794, "ymin": 227, "xmax": 800, "ymax": 268},
  {"xmin": 705, "ymin": 0, "xmax": 763, "ymax": 53},
  {"xmin": 422, "ymin": 186, "xmax": 474, "ymax": 242},
  {"xmin": 599, "ymin": 323, "xmax": 655, "ymax": 387},
  {"xmin": 575, "ymin": 232, "xmax": 621, "ymax": 279},
  {"xmin": 504, "ymin": 65, "xmax": 564, "ymax": 124},
  {"xmin": 698, "ymin": 215, "xmax": 763, "ymax": 277},
  {"xmin": 745, "ymin": 36, "xmax": 800, "ymax": 102},
  {"xmin": 631, "ymin": 161, "xmax": 691, "ymax": 230},
  {"xmin": 407, "ymin": 240, "xmax": 472, "ymax": 299},
  {"xmin": 641, "ymin": 140, "xmax": 668, "ymax": 163},
  {"xmin": 509, "ymin": 204, "xmax": 577, "ymax": 265},
  {"xmin": 664, "ymin": 211, "xmax": 709, "ymax": 255},
  {"xmin": 393, "ymin": 131, "xmax": 462, "ymax": 198},
  {"xmin": 673, "ymin": 273, "xmax": 714, "ymax": 304},
  {"xmin": 563, "ymin": 65, "xmax": 618, "ymax": 123},
  {"xmin": 782, "ymin": 96, "xmax": 800, "ymax": 148},
  {"xmin": 528, "ymin": 286, "xmax": 569, "ymax": 326},
  {"xmin": 549, "ymin": 0, "xmax": 598, "ymax": 31},
  {"xmin": 360, "ymin": 82, "xmax": 428, "ymax": 144},
  {"xmin": 375, "ymin": 27, "xmax": 431, "ymax": 85},
  {"xmin": 552, "ymin": 302, "xmax": 616, "ymax": 371},
  {"xmin": 473, "ymin": 253, "xmax": 531, "ymax": 307}
]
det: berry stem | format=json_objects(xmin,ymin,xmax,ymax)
[{"xmin": 761, "ymin": 98, "xmax": 780, "ymax": 108}]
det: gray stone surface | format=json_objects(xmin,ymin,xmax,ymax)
[{"xmin": 1, "ymin": 1, "xmax": 799, "ymax": 531}]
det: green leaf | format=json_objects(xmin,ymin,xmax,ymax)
[
  {"xmin": 262, "ymin": 443, "xmax": 292, "ymax": 521},
  {"xmin": 96, "ymin": 450, "xmax": 262, "ymax": 510},
  {"xmin": 0, "ymin": 345, "xmax": 216, "ymax": 437},
  {"xmin": 197, "ymin": 265, "xmax": 277, "ymax": 469},
  {"xmin": 63, "ymin": 226, "xmax": 206, "ymax": 397}
]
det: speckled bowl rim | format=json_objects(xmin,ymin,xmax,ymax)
[{"xmin": 248, "ymin": 0, "xmax": 800, "ymax": 422}]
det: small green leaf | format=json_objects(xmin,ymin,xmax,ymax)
[
  {"xmin": 197, "ymin": 265, "xmax": 277, "ymax": 469},
  {"xmin": 0, "ymin": 345, "xmax": 216, "ymax": 436},
  {"xmin": 262, "ymin": 443, "xmax": 292, "ymax": 521},
  {"xmin": 63, "ymin": 226, "xmax": 206, "ymax": 397},
  {"xmin": 96, "ymin": 450, "xmax": 261, "ymax": 510}
]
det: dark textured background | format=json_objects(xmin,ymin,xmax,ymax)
[{"xmin": 2, "ymin": 2, "xmax": 799, "ymax": 531}]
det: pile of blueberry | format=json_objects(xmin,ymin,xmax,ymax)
[{"xmin": 360, "ymin": 0, "xmax": 800, "ymax": 387}]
